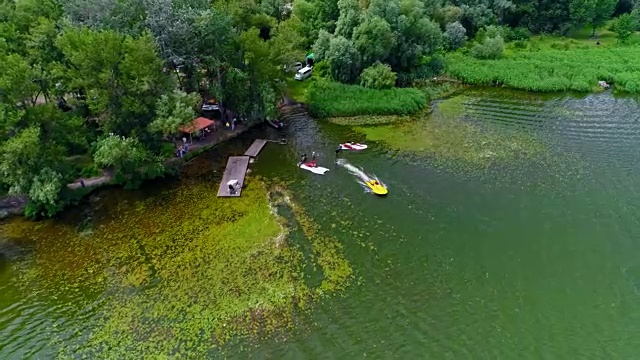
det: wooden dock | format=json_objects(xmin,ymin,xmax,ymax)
[
  {"xmin": 244, "ymin": 139, "xmax": 267, "ymax": 157},
  {"xmin": 217, "ymin": 156, "xmax": 250, "ymax": 197}
]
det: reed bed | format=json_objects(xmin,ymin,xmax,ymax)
[
  {"xmin": 307, "ymin": 80, "xmax": 426, "ymax": 118},
  {"xmin": 447, "ymin": 47, "xmax": 640, "ymax": 92}
]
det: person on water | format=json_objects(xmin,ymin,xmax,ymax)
[
  {"xmin": 309, "ymin": 152, "xmax": 317, "ymax": 167},
  {"xmin": 335, "ymin": 145, "xmax": 342, "ymax": 156},
  {"xmin": 300, "ymin": 153, "xmax": 307, "ymax": 164}
]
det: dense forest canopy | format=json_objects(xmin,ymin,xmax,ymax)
[{"xmin": 0, "ymin": 0, "xmax": 638, "ymax": 217}]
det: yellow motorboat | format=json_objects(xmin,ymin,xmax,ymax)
[{"xmin": 365, "ymin": 179, "xmax": 388, "ymax": 196}]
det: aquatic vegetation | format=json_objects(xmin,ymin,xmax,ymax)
[
  {"xmin": 419, "ymin": 82, "xmax": 467, "ymax": 101},
  {"xmin": 447, "ymin": 46, "xmax": 640, "ymax": 93},
  {"xmin": 435, "ymin": 95, "xmax": 468, "ymax": 119},
  {"xmin": 2, "ymin": 177, "xmax": 352, "ymax": 358},
  {"xmin": 354, "ymin": 96, "xmax": 546, "ymax": 168},
  {"xmin": 307, "ymin": 80, "xmax": 426, "ymax": 118}
]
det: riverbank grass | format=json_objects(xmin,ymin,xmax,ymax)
[
  {"xmin": 447, "ymin": 31, "xmax": 640, "ymax": 93},
  {"xmin": 447, "ymin": 46, "xmax": 640, "ymax": 92},
  {"xmin": 285, "ymin": 78, "xmax": 311, "ymax": 103},
  {"xmin": 307, "ymin": 80, "xmax": 426, "ymax": 118},
  {"xmin": 325, "ymin": 82, "xmax": 465, "ymax": 125}
]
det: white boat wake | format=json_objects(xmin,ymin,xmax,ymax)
[{"xmin": 335, "ymin": 159, "xmax": 385, "ymax": 193}]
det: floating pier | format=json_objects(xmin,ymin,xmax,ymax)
[
  {"xmin": 244, "ymin": 139, "xmax": 267, "ymax": 157},
  {"xmin": 217, "ymin": 156, "xmax": 250, "ymax": 197}
]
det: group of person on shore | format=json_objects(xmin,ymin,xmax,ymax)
[
  {"xmin": 176, "ymin": 138, "xmax": 191, "ymax": 158},
  {"xmin": 225, "ymin": 117, "xmax": 241, "ymax": 131},
  {"xmin": 195, "ymin": 126, "xmax": 213, "ymax": 141}
]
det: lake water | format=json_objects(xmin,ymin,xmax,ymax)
[{"xmin": 2, "ymin": 89, "xmax": 640, "ymax": 358}]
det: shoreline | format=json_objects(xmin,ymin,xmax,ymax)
[{"xmin": 0, "ymin": 118, "xmax": 264, "ymax": 220}]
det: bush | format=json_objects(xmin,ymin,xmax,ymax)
[
  {"xmin": 513, "ymin": 40, "xmax": 528, "ymax": 49},
  {"xmin": 550, "ymin": 41, "xmax": 571, "ymax": 50},
  {"xmin": 307, "ymin": 80, "xmax": 426, "ymax": 118},
  {"xmin": 474, "ymin": 25, "xmax": 508, "ymax": 42},
  {"xmin": 313, "ymin": 60, "xmax": 330, "ymax": 78},
  {"xmin": 444, "ymin": 22, "xmax": 467, "ymax": 50},
  {"xmin": 470, "ymin": 35, "xmax": 505, "ymax": 59},
  {"xmin": 507, "ymin": 27, "xmax": 532, "ymax": 41},
  {"xmin": 359, "ymin": 62, "xmax": 397, "ymax": 89},
  {"xmin": 396, "ymin": 55, "xmax": 445, "ymax": 86}
]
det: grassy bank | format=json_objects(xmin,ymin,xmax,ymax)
[
  {"xmin": 447, "ymin": 38, "xmax": 640, "ymax": 92},
  {"xmin": 307, "ymin": 80, "xmax": 426, "ymax": 118},
  {"xmin": 324, "ymin": 82, "xmax": 464, "ymax": 126}
]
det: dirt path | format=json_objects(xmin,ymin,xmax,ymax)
[{"xmin": 67, "ymin": 170, "xmax": 114, "ymax": 190}]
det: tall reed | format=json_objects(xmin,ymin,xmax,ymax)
[
  {"xmin": 307, "ymin": 80, "xmax": 426, "ymax": 118},
  {"xmin": 447, "ymin": 47, "xmax": 640, "ymax": 92}
]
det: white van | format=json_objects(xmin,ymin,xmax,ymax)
[{"xmin": 295, "ymin": 66, "xmax": 313, "ymax": 81}]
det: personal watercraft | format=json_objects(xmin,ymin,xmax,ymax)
[
  {"xmin": 298, "ymin": 160, "xmax": 330, "ymax": 175},
  {"xmin": 364, "ymin": 179, "xmax": 388, "ymax": 195},
  {"xmin": 335, "ymin": 159, "xmax": 388, "ymax": 196},
  {"xmin": 339, "ymin": 142, "xmax": 368, "ymax": 151}
]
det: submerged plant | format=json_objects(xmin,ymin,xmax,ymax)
[
  {"xmin": 353, "ymin": 95, "xmax": 546, "ymax": 168},
  {"xmin": 2, "ymin": 177, "xmax": 352, "ymax": 358}
]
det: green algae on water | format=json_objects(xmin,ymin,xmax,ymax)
[
  {"xmin": 2, "ymin": 177, "xmax": 352, "ymax": 358},
  {"xmin": 354, "ymin": 95, "xmax": 546, "ymax": 169}
]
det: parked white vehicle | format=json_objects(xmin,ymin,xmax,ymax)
[
  {"xmin": 202, "ymin": 103, "xmax": 219, "ymax": 111},
  {"xmin": 295, "ymin": 66, "xmax": 313, "ymax": 81}
]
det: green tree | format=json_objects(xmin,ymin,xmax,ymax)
[
  {"xmin": 62, "ymin": 0, "xmax": 148, "ymax": 35},
  {"xmin": 292, "ymin": 0, "xmax": 340, "ymax": 47},
  {"xmin": 259, "ymin": 0, "xmax": 289, "ymax": 21},
  {"xmin": 335, "ymin": 0, "xmax": 361, "ymax": 38},
  {"xmin": 269, "ymin": 17, "xmax": 306, "ymax": 68},
  {"xmin": 241, "ymin": 28, "xmax": 281, "ymax": 119},
  {"xmin": 93, "ymin": 133, "xmax": 164, "ymax": 187},
  {"xmin": 312, "ymin": 29, "xmax": 334, "ymax": 61},
  {"xmin": 352, "ymin": 15, "xmax": 395, "ymax": 67},
  {"xmin": 56, "ymin": 28, "xmax": 171, "ymax": 136},
  {"xmin": 0, "ymin": 104, "xmax": 25, "ymax": 140},
  {"xmin": 0, "ymin": 53, "xmax": 40, "ymax": 107},
  {"xmin": 612, "ymin": 13, "xmax": 638, "ymax": 43},
  {"xmin": 22, "ymin": 104, "xmax": 89, "ymax": 154},
  {"xmin": 359, "ymin": 62, "xmax": 397, "ymax": 89},
  {"xmin": 0, "ymin": 127, "xmax": 66, "ymax": 213},
  {"xmin": 193, "ymin": 9, "xmax": 242, "ymax": 109},
  {"xmin": 460, "ymin": 4, "xmax": 497, "ymax": 36},
  {"xmin": 435, "ymin": 5, "xmax": 464, "ymax": 26},
  {"xmin": 369, "ymin": 0, "xmax": 442, "ymax": 72},
  {"xmin": 28, "ymin": 167, "xmax": 64, "ymax": 216},
  {"xmin": 570, "ymin": 0, "xmax": 617, "ymax": 36},
  {"xmin": 444, "ymin": 21, "xmax": 468, "ymax": 50},
  {"xmin": 325, "ymin": 36, "xmax": 362, "ymax": 83},
  {"xmin": 470, "ymin": 35, "xmax": 505, "ymax": 59},
  {"xmin": 148, "ymin": 90, "xmax": 199, "ymax": 138}
]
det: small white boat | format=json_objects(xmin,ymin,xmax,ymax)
[
  {"xmin": 298, "ymin": 162, "xmax": 330, "ymax": 175},
  {"xmin": 339, "ymin": 142, "xmax": 368, "ymax": 151}
]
